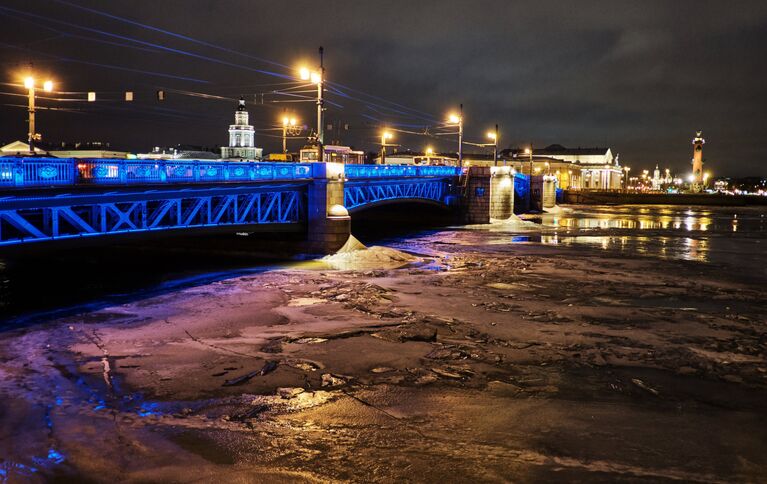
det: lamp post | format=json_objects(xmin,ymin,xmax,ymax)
[
  {"xmin": 623, "ymin": 166, "xmax": 631, "ymax": 191},
  {"xmin": 524, "ymin": 146, "xmax": 533, "ymax": 209},
  {"xmin": 448, "ymin": 105, "xmax": 463, "ymax": 167},
  {"xmin": 524, "ymin": 146, "xmax": 533, "ymax": 177},
  {"xmin": 282, "ymin": 115, "xmax": 297, "ymax": 154},
  {"xmin": 299, "ymin": 46, "xmax": 324, "ymax": 161},
  {"xmin": 23, "ymin": 76, "xmax": 53, "ymax": 154},
  {"xmin": 380, "ymin": 131, "xmax": 393, "ymax": 164},
  {"xmin": 486, "ymin": 124, "xmax": 498, "ymax": 166}
]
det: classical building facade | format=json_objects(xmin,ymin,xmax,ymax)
[
  {"xmin": 220, "ymin": 97, "xmax": 262, "ymax": 160},
  {"xmin": 533, "ymin": 145, "xmax": 622, "ymax": 190}
]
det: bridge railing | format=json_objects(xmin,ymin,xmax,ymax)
[
  {"xmin": 0, "ymin": 158, "xmax": 313, "ymax": 188},
  {"xmin": 344, "ymin": 164, "xmax": 461, "ymax": 179}
]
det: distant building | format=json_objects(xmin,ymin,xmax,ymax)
[
  {"xmin": 1, "ymin": 140, "xmax": 129, "ymax": 159},
  {"xmin": 137, "ymin": 146, "xmax": 219, "ymax": 160},
  {"xmin": 502, "ymin": 145, "xmax": 621, "ymax": 190},
  {"xmin": 220, "ymin": 97, "xmax": 262, "ymax": 160},
  {"xmin": 535, "ymin": 145, "xmax": 621, "ymax": 190},
  {"xmin": 1, "ymin": 140, "xmax": 45, "ymax": 156}
]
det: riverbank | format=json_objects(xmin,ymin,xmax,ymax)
[{"xmin": 1, "ymin": 207, "xmax": 766, "ymax": 482}]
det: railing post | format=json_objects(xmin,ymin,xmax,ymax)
[
  {"xmin": 13, "ymin": 159, "xmax": 23, "ymax": 187},
  {"xmin": 193, "ymin": 161, "xmax": 200, "ymax": 182},
  {"xmin": 119, "ymin": 160, "xmax": 127, "ymax": 184},
  {"xmin": 159, "ymin": 161, "xmax": 167, "ymax": 183}
]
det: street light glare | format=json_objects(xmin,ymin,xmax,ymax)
[
  {"xmin": 290, "ymin": 117, "xmax": 297, "ymax": 126},
  {"xmin": 524, "ymin": 148, "xmax": 532, "ymax": 155},
  {"xmin": 43, "ymin": 80, "xmax": 53, "ymax": 92},
  {"xmin": 426, "ymin": 147, "xmax": 434, "ymax": 155},
  {"xmin": 310, "ymin": 72, "xmax": 322, "ymax": 84},
  {"xmin": 448, "ymin": 114, "xmax": 461, "ymax": 124},
  {"xmin": 383, "ymin": 131, "xmax": 393, "ymax": 140},
  {"xmin": 299, "ymin": 67, "xmax": 311, "ymax": 81},
  {"xmin": 24, "ymin": 77, "xmax": 34, "ymax": 89},
  {"xmin": 282, "ymin": 116, "xmax": 289, "ymax": 126},
  {"xmin": 486, "ymin": 131, "xmax": 496, "ymax": 140}
]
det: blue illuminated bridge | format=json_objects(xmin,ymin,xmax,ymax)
[{"xmin": 0, "ymin": 158, "xmax": 461, "ymax": 248}]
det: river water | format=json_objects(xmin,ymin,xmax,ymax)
[{"xmin": 1, "ymin": 204, "xmax": 765, "ymax": 324}]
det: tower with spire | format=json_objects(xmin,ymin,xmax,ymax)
[
  {"xmin": 691, "ymin": 131, "xmax": 705, "ymax": 192},
  {"xmin": 221, "ymin": 97, "xmax": 262, "ymax": 160}
]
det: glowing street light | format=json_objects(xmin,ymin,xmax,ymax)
[
  {"xmin": 447, "ymin": 104, "xmax": 463, "ymax": 167},
  {"xmin": 281, "ymin": 114, "xmax": 299, "ymax": 154},
  {"xmin": 20, "ymin": 75, "xmax": 55, "ymax": 153},
  {"xmin": 380, "ymin": 130, "xmax": 394, "ymax": 165},
  {"xmin": 486, "ymin": 124, "xmax": 499, "ymax": 166},
  {"xmin": 425, "ymin": 146, "xmax": 434, "ymax": 158},
  {"xmin": 623, "ymin": 166, "xmax": 631, "ymax": 191},
  {"xmin": 297, "ymin": 46, "xmax": 325, "ymax": 154}
]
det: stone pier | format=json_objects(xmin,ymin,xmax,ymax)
[
  {"xmin": 542, "ymin": 175, "xmax": 557, "ymax": 209},
  {"xmin": 464, "ymin": 166, "xmax": 515, "ymax": 223},
  {"xmin": 307, "ymin": 162, "xmax": 351, "ymax": 253}
]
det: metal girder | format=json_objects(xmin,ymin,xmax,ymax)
[
  {"xmin": 343, "ymin": 179, "xmax": 450, "ymax": 210},
  {"xmin": 0, "ymin": 188, "xmax": 304, "ymax": 246}
]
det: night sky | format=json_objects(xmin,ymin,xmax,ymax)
[{"xmin": 1, "ymin": 0, "xmax": 765, "ymax": 176}]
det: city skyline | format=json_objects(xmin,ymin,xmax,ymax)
[{"xmin": 1, "ymin": 1, "xmax": 766, "ymax": 176}]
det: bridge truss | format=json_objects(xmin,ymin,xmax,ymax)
[
  {"xmin": 344, "ymin": 178, "xmax": 453, "ymax": 211},
  {"xmin": 0, "ymin": 184, "xmax": 305, "ymax": 246}
]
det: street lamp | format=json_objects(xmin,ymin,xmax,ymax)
[
  {"xmin": 524, "ymin": 146, "xmax": 533, "ymax": 177},
  {"xmin": 281, "ymin": 115, "xmax": 298, "ymax": 154},
  {"xmin": 298, "ymin": 46, "xmax": 325, "ymax": 157},
  {"xmin": 486, "ymin": 124, "xmax": 498, "ymax": 166},
  {"xmin": 447, "ymin": 104, "xmax": 463, "ymax": 167},
  {"xmin": 425, "ymin": 146, "xmax": 434, "ymax": 163},
  {"xmin": 380, "ymin": 131, "xmax": 393, "ymax": 165},
  {"xmin": 21, "ymin": 75, "xmax": 54, "ymax": 154},
  {"xmin": 623, "ymin": 166, "xmax": 631, "ymax": 191}
]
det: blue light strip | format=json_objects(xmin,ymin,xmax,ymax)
[
  {"xmin": 0, "ymin": 158, "xmax": 313, "ymax": 188},
  {"xmin": 345, "ymin": 164, "xmax": 461, "ymax": 179}
]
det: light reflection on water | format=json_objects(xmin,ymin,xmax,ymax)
[
  {"xmin": 501, "ymin": 205, "xmax": 767, "ymax": 275},
  {"xmin": 506, "ymin": 234, "xmax": 712, "ymax": 262},
  {"xmin": 540, "ymin": 205, "xmax": 762, "ymax": 233}
]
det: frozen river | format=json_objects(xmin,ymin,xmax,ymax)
[{"xmin": 1, "ymin": 204, "xmax": 766, "ymax": 481}]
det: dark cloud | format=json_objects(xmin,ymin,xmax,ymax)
[{"xmin": 1, "ymin": 0, "xmax": 765, "ymax": 175}]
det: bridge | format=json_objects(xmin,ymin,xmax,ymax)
[{"xmin": 0, "ymin": 158, "xmax": 469, "ymax": 251}]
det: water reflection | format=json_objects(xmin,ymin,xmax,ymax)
[
  {"xmin": 540, "ymin": 205, "xmax": 761, "ymax": 233},
  {"xmin": 505, "ymin": 205, "xmax": 767, "ymax": 271}
]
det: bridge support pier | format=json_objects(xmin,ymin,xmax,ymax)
[
  {"xmin": 490, "ymin": 167, "xmax": 515, "ymax": 219},
  {"xmin": 542, "ymin": 176, "xmax": 557, "ymax": 209},
  {"xmin": 464, "ymin": 166, "xmax": 515, "ymax": 223},
  {"xmin": 307, "ymin": 163, "xmax": 351, "ymax": 254}
]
